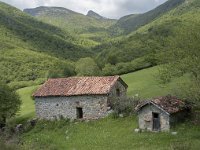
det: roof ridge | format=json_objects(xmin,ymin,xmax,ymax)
[{"xmin": 48, "ymin": 75, "xmax": 120, "ymax": 80}]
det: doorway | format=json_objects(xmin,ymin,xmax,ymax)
[
  {"xmin": 152, "ymin": 112, "xmax": 160, "ymax": 131},
  {"xmin": 76, "ymin": 107, "xmax": 83, "ymax": 119}
]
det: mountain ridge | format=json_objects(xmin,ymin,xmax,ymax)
[
  {"xmin": 23, "ymin": 6, "xmax": 117, "ymax": 45},
  {"xmin": 110, "ymin": 0, "xmax": 186, "ymax": 35},
  {"xmin": 87, "ymin": 10, "xmax": 107, "ymax": 20}
]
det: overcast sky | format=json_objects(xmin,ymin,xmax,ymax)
[{"xmin": 1, "ymin": 0, "xmax": 167, "ymax": 19}]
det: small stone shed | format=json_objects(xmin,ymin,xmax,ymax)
[
  {"xmin": 136, "ymin": 96, "xmax": 190, "ymax": 131},
  {"xmin": 33, "ymin": 76, "xmax": 128, "ymax": 120}
]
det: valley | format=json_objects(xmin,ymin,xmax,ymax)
[{"xmin": 0, "ymin": 0, "xmax": 200, "ymax": 149}]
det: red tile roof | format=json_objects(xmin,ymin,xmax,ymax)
[
  {"xmin": 136, "ymin": 95, "xmax": 187, "ymax": 114},
  {"xmin": 33, "ymin": 76, "xmax": 127, "ymax": 97}
]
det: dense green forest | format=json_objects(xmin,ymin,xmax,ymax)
[
  {"xmin": 0, "ymin": 0, "xmax": 200, "ymax": 90},
  {"xmin": 0, "ymin": 2, "xmax": 90, "ymax": 86}
]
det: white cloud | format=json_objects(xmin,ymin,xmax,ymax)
[{"xmin": 1, "ymin": 0, "xmax": 167, "ymax": 19}]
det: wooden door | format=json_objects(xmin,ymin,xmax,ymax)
[{"xmin": 153, "ymin": 113, "xmax": 160, "ymax": 131}]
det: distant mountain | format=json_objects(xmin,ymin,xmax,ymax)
[
  {"xmin": 87, "ymin": 10, "xmax": 106, "ymax": 20},
  {"xmin": 24, "ymin": 6, "xmax": 80, "ymax": 17},
  {"xmin": 110, "ymin": 0, "xmax": 186, "ymax": 35},
  {"xmin": 24, "ymin": 6, "xmax": 117, "ymax": 45}
]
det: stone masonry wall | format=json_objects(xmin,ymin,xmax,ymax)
[
  {"xmin": 35, "ymin": 95, "xmax": 108, "ymax": 120},
  {"xmin": 138, "ymin": 104, "xmax": 170, "ymax": 131},
  {"xmin": 107, "ymin": 81, "xmax": 127, "ymax": 106}
]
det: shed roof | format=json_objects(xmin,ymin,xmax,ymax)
[
  {"xmin": 33, "ymin": 76, "xmax": 127, "ymax": 97},
  {"xmin": 136, "ymin": 95, "xmax": 187, "ymax": 114}
]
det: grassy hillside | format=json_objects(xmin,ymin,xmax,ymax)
[
  {"xmin": 96, "ymin": 0, "xmax": 200, "ymax": 74},
  {"xmin": 19, "ymin": 116, "xmax": 200, "ymax": 150},
  {"xmin": 16, "ymin": 86, "xmax": 39, "ymax": 121},
  {"xmin": 122, "ymin": 67, "xmax": 189, "ymax": 98},
  {"xmin": 24, "ymin": 7, "xmax": 116, "ymax": 45},
  {"xmin": 109, "ymin": 0, "xmax": 185, "ymax": 35}
]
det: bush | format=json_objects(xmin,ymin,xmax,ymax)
[
  {"xmin": 0, "ymin": 83, "xmax": 21, "ymax": 128},
  {"xmin": 8, "ymin": 78, "xmax": 46, "ymax": 90},
  {"xmin": 110, "ymin": 96, "xmax": 140, "ymax": 117}
]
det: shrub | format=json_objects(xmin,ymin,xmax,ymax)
[
  {"xmin": 0, "ymin": 83, "xmax": 21, "ymax": 128},
  {"xmin": 110, "ymin": 96, "xmax": 140, "ymax": 117}
]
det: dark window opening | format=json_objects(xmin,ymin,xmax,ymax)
[
  {"xmin": 116, "ymin": 89, "xmax": 120, "ymax": 97},
  {"xmin": 76, "ymin": 107, "xmax": 83, "ymax": 119},
  {"xmin": 153, "ymin": 113, "xmax": 159, "ymax": 118},
  {"xmin": 152, "ymin": 112, "xmax": 160, "ymax": 131}
]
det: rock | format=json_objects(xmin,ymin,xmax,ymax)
[
  {"xmin": 119, "ymin": 114, "xmax": 124, "ymax": 118},
  {"xmin": 107, "ymin": 107, "xmax": 111, "ymax": 110},
  {"xmin": 147, "ymin": 128, "xmax": 152, "ymax": 132},
  {"xmin": 15, "ymin": 124, "xmax": 23, "ymax": 133},
  {"xmin": 85, "ymin": 120, "xmax": 90, "ymax": 123},
  {"xmin": 171, "ymin": 132, "xmax": 177, "ymax": 135},
  {"xmin": 134, "ymin": 128, "xmax": 140, "ymax": 133},
  {"xmin": 28, "ymin": 118, "xmax": 38, "ymax": 127},
  {"xmin": 70, "ymin": 119, "xmax": 74, "ymax": 123},
  {"xmin": 65, "ymin": 130, "xmax": 69, "ymax": 135}
]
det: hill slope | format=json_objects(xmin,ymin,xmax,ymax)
[
  {"xmin": 0, "ymin": 2, "xmax": 91, "ymax": 59},
  {"xmin": 110, "ymin": 0, "xmax": 185, "ymax": 35},
  {"xmin": 96, "ymin": 0, "xmax": 200, "ymax": 74},
  {"xmin": 24, "ymin": 7, "xmax": 116, "ymax": 45},
  {"xmin": 0, "ymin": 2, "xmax": 92, "ymax": 83}
]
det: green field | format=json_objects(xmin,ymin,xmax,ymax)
[
  {"xmin": 121, "ymin": 66, "xmax": 188, "ymax": 98},
  {"xmin": 16, "ymin": 85, "xmax": 40, "ymax": 122},
  {"xmin": 20, "ymin": 116, "xmax": 200, "ymax": 150},
  {"xmin": 15, "ymin": 67, "xmax": 199, "ymax": 150}
]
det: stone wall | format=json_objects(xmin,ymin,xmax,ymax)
[
  {"xmin": 35, "ymin": 95, "xmax": 108, "ymax": 120},
  {"xmin": 107, "ymin": 81, "xmax": 127, "ymax": 106},
  {"xmin": 138, "ymin": 104, "xmax": 170, "ymax": 131}
]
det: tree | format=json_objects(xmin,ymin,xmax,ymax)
[
  {"xmin": 0, "ymin": 83, "xmax": 21, "ymax": 128},
  {"xmin": 47, "ymin": 62, "xmax": 76, "ymax": 78},
  {"xmin": 159, "ymin": 26, "xmax": 200, "ymax": 106},
  {"xmin": 75, "ymin": 57, "xmax": 100, "ymax": 76}
]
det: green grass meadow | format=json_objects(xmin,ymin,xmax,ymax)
[
  {"xmin": 20, "ymin": 116, "xmax": 200, "ymax": 150},
  {"xmin": 16, "ymin": 85, "xmax": 40, "ymax": 122},
  {"xmin": 16, "ymin": 67, "xmax": 200, "ymax": 150},
  {"xmin": 121, "ymin": 66, "xmax": 188, "ymax": 98}
]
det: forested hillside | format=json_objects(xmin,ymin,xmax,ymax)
[
  {"xmin": 95, "ymin": 0, "xmax": 200, "ymax": 75},
  {"xmin": 0, "ymin": 2, "xmax": 90, "ymax": 84},
  {"xmin": 1, "ymin": 0, "xmax": 200, "ymax": 87},
  {"xmin": 24, "ymin": 7, "xmax": 116, "ymax": 45}
]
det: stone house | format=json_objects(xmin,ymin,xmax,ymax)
[
  {"xmin": 136, "ymin": 96, "xmax": 190, "ymax": 131},
  {"xmin": 33, "ymin": 76, "xmax": 128, "ymax": 120}
]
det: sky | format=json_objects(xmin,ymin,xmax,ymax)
[{"xmin": 1, "ymin": 0, "xmax": 167, "ymax": 19}]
